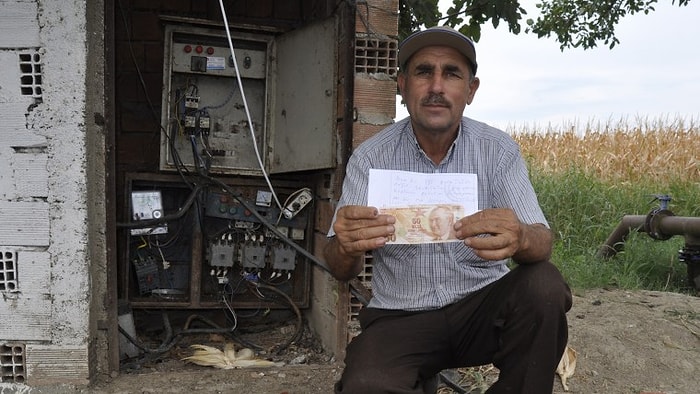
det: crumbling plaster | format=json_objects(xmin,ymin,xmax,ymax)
[{"xmin": 1, "ymin": 0, "xmax": 107, "ymax": 387}]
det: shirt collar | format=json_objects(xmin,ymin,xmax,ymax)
[{"xmin": 402, "ymin": 119, "xmax": 463, "ymax": 167}]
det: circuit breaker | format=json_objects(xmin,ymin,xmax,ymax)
[
  {"xmin": 159, "ymin": 19, "xmax": 338, "ymax": 176},
  {"xmin": 121, "ymin": 173, "xmax": 314, "ymax": 309}
]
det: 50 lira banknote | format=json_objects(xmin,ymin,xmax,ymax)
[{"xmin": 379, "ymin": 204, "xmax": 464, "ymax": 244}]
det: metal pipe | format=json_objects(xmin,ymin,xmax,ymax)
[
  {"xmin": 597, "ymin": 215, "xmax": 645, "ymax": 258},
  {"xmin": 598, "ymin": 214, "xmax": 700, "ymax": 259},
  {"xmin": 650, "ymin": 216, "xmax": 700, "ymax": 238}
]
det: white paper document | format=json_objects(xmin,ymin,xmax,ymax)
[{"xmin": 367, "ymin": 169, "xmax": 479, "ymax": 244}]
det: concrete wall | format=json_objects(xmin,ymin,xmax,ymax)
[{"xmin": 0, "ymin": 0, "xmax": 105, "ymax": 387}]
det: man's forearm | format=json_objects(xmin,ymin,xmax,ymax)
[
  {"xmin": 512, "ymin": 223, "xmax": 553, "ymax": 265},
  {"xmin": 323, "ymin": 236, "xmax": 365, "ymax": 281}
]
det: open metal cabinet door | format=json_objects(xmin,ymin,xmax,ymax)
[{"xmin": 268, "ymin": 16, "xmax": 338, "ymax": 174}]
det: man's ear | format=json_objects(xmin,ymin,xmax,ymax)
[
  {"xmin": 397, "ymin": 72, "xmax": 406, "ymax": 96},
  {"xmin": 466, "ymin": 77, "xmax": 480, "ymax": 105}
]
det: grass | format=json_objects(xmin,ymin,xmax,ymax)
[
  {"xmin": 511, "ymin": 118, "xmax": 699, "ymax": 294},
  {"xmin": 439, "ymin": 117, "xmax": 699, "ymax": 393}
]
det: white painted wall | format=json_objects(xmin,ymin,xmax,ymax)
[{"xmin": 0, "ymin": 0, "xmax": 95, "ymax": 387}]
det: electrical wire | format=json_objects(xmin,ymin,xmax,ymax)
[
  {"xmin": 217, "ymin": 0, "xmax": 283, "ymax": 213},
  {"xmin": 221, "ymin": 292, "xmax": 239, "ymax": 332},
  {"xmin": 118, "ymin": 0, "xmax": 194, "ymax": 188},
  {"xmin": 116, "ymin": 183, "xmax": 205, "ymax": 229},
  {"xmin": 250, "ymin": 283, "xmax": 303, "ymax": 355}
]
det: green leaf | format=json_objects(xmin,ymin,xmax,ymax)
[{"xmin": 398, "ymin": 0, "xmax": 692, "ymax": 51}]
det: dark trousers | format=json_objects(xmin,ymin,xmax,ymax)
[{"xmin": 335, "ymin": 262, "xmax": 572, "ymax": 394}]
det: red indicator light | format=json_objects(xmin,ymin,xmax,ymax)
[
  {"xmin": 207, "ymin": 47, "xmax": 215, "ymax": 55},
  {"xmin": 183, "ymin": 45, "xmax": 192, "ymax": 53},
  {"xmin": 195, "ymin": 45, "xmax": 203, "ymax": 54}
]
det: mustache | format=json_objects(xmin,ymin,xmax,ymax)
[{"xmin": 421, "ymin": 94, "xmax": 449, "ymax": 106}]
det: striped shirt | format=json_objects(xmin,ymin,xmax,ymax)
[{"xmin": 329, "ymin": 117, "xmax": 548, "ymax": 311}]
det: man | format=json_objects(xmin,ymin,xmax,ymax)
[
  {"xmin": 427, "ymin": 205, "xmax": 458, "ymax": 241},
  {"xmin": 324, "ymin": 26, "xmax": 572, "ymax": 393}
]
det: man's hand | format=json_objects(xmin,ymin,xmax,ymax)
[
  {"xmin": 334, "ymin": 206, "xmax": 396, "ymax": 256},
  {"xmin": 453, "ymin": 208, "xmax": 552, "ymax": 264},
  {"xmin": 323, "ymin": 205, "xmax": 395, "ymax": 280}
]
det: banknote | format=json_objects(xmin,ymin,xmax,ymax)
[{"xmin": 379, "ymin": 204, "xmax": 464, "ymax": 244}]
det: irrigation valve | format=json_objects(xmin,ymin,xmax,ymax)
[
  {"xmin": 646, "ymin": 194, "xmax": 675, "ymax": 241},
  {"xmin": 650, "ymin": 194, "xmax": 672, "ymax": 211},
  {"xmin": 282, "ymin": 189, "xmax": 313, "ymax": 220}
]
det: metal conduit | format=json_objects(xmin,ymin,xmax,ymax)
[{"xmin": 597, "ymin": 213, "xmax": 700, "ymax": 259}]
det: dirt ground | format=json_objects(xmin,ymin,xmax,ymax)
[{"xmin": 34, "ymin": 288, "xmax": 699, "ymax": 394}]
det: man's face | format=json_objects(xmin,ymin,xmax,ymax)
[
  {"xmin": 398, "ymin": 46, "xmax": 479, "ymax": 135},
  {"xmin": 429, "ymin": 208, "xmax": 453, "ymax": 237}
]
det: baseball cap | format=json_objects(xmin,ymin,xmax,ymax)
[{"xmin": 398, "ymin": 26, "xmax": 478, "ymax": 75}]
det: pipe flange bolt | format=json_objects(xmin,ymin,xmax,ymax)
[{"xmin": 645, "ymin": 209, "xmax": 675, "ymax": 240}]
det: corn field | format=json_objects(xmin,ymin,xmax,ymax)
[
  {"xmin": 510, "ymin": 119, "xmax": 699, "ymax": 183},
  {"xmin": 505, "ymin": 118, "xmax": 699, "ymax": 294}
]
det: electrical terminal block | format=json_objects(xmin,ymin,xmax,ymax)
[
  {"xmin": 241, "ymin": 243, "xmax": 266, "ymax": 271},
  {"xmin": 270, "ymin": 244, "xmax": 296, "ymax": 271},
  {"xmin": 210, "ymin": 268, "xmax": 230, "ymax": 285},
  {"xmin": 199, "ymin": 115, "xmax": 210, "ymax": 131},
  {"xmin": 290, "ymin": 228, "xmax": 305, "ymax": 240},
  {"xmin": 184, "ymin": 95, "xmax": 200, "ymax": 109}
]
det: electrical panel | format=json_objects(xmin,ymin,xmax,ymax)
[
  {"xmin": 121, "ymin": 173, "xmax": 314, "ymax": 309},
  {"xmin": 159, "ymin": 18, "xmax": 338, "ymax": 176}
]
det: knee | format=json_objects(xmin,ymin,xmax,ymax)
[{"xmin": 514, "ymin": 262, "xmax": 572, "ymax": 312}]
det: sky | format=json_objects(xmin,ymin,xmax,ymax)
[{"xmin": 395, "ymin": 0, "xmax": 700, "ymax": 131}]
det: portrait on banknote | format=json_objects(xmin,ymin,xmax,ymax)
[{"xmin": 379, "ymin": 204, "xmax": 464, "ymax": 244}]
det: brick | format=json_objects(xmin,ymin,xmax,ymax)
[
  {"xmin": 130, "ymin": 12, "xmax": 161, "ymax": 41},
  {"xmin": 274, "ymin": 0, "xmax": 301, "ymax": 20},
  {"xmin": 352, "ymin": 123, "xmax": 386, "ymax": 149},
  {"xmin": 117, "ymin": 102, "xmax": 158, "ymax": 135},
  {"xmin": 143, "ymin": 42, "xmax": 164, "ymax": 73},
  {"xmin": 247, "ymin": 0, "xmax": 273, "ymax": 18},
  {"xmin": 141, "ymin": 72, "xmax": 163, "ymax": 104},
  {"xmin": 208, "ymin": 0, "xmax": 246, "ymax": 18},
  {"xmin": 126, "ymin": 0, "xmax": 161, "ymax": 11},
  {"xmin": 115, "ymin": 43, "xmax": 138, "ymax": 72},
  {"xmin": 354, "ymin": 77, "xmax": 397, "ymax": 118},
  {"xmin": 355, "ymin": 0, "xmax": 399, "ymax": 37},
  {"xmin": 115, "ymin": 132, "xmax": 160, "ymax": 170},
  {"xmin": 0, "ymin": 201, "xmax": 49, "ymax": 246},
  {"xmin": 355, "ymin": 35, "xmax": 398, "ymax": 77},
  {"xmin": 163, "ymin": 0, "xmax": 192, "ymax": 14},
  {"xmin": 115, "ymin": 73, "xmax": 141, "ymax": 102}
]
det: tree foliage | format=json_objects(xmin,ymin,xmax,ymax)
[{"xmin": 399, "ymin": 0, "xmax": 691, "ymax": 50}]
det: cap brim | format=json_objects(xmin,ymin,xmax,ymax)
[{"xmin": 399, "ymin": 28, "xmax": 477, "ymax": 74}]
